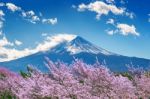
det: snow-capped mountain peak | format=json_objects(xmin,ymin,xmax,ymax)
[
  {"xmin": 66, "ymin": 36, "xmax": 114, "ymax": 55},
  {"xmin": 50, "ymin": 36, "xmax": 115, "ymax": 55}
]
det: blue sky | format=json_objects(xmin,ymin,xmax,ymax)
[{"xmin": 0, "ymin": 0, "xmax": 150, "ymax": 61}]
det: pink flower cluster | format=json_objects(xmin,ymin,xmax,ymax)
[{"xmin": 0, "ymin": 59, "xmax": 150, "ymax": 99}]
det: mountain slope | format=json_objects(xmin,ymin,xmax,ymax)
[
  {"xmin": 0, "ymin": 36, "xmax": 150, "ymax": 72},
  {"xmin": 49, "ymin": 36, "xmax": 118, "ymax": 56}
]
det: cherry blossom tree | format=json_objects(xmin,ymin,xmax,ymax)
[{"xmin": 0, "ymin": 59, "xmax": 149, "ymax": 99}]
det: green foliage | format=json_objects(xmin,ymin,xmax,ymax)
[
  {"xmin": 144, "ymin": 72, "xmax": 150, "ymax": 77},
  {"xmin": 121, "ymin": 72, "xmax": 133, "ymax": 80},
  {"xmin": 20, "ymin": 71, "xmax": 31, "ymax": 78},
  {"xmin": 79, "ymin": 80, "xmax": 84, "ymax": 84},
  {"xmin": 69, "ymin": 94, "xmax": 77, "ymax": 99},
  {"xmin": 36, "ymin": 96, "xmax": 59, "ymax": 99},
  {"xmin": 0, "ymin": 91, "xmax": 16, "ymax": 99},
  {"xmin": 0, "ymin": 73, "xmax": 6, "ymax": 79},
  {"xmin": 115, "ymin": 72, "xmax": 133, "ymax": 80}
]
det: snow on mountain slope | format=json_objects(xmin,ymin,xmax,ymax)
[
  {"xmin": 66, "ymin": 36, "xmax": 114, "ymax": 55},
  {"xmin": 50, "ymin": 36, "xmax": 115, "ymax": 55}
]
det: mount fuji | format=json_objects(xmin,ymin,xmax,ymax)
[{"xmin": 0, "ymin": 35, "xmax": 150, "ymax": 72}]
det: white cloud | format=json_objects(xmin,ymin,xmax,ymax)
[
  {"xmin": 42, "ymin": 18, "xmax": 57, "ymax": 25},
  {"xmin": 0, "ymin": 2, "xmax": 58, "ymax": 25},
  {"xmin": 105, "ymin": 18, "xmax": 139, "ymax": 36},
  {"xmin": 77, "ymin": 1, "xmax": 134, "ymax": 20},
  {"xmin": 32, "ymin": 16, "xmax": 40, "ymax": 21},
  {"xmin": 106, "ymin": 30, "xmax": 116, "ymax": 35},
  {"xmin": 0, "ymin": 34, "xmax": 76, "ymax": 62},
  {"xmin": 78, "ymin": 3, "xmax": 87, "ymax": 11},
  {"xmin": 0, "ymin": 10, "xmax": 5, "ymax": 17},
  {"xmin": 0, "ymin": 36, "xmax": 14, "ymax": 47},
  {"xmin": 126, "ymin": 12, "xmax": 135, "ymax": 19},
  {"xmin": 22, "ymin": 10, "xmax": 40, "ymax": 24},
  {"xmin": 0, "ymin": 10, "xmax": 5, "ymax": 21},
  {"xmin": 106, "ymin": 18, "xmax": 115, "ymax": 25},
  {"xmin": 15, "ymin": 40, "xmax": 22, "ymax": 46},
  {"xmin": 106, "ymin": 0, "xmax": 115, "ymax": 4},
  {"xmin": 22, "ymin": 10, "xmax": 57, "ymax": 25},
  {"xmin": 21, "ymin": 10, "xmax": 58, "ymax": 25},
  {"xmin": 21, "ymin": 12, "xmax": 27, "ymax": 17},
  {"xmin": 106, "ymin": 21, "xmax": 139, "ymax": 36},
  {"xmin": 22, "ymin": 10, "xmax": 35, "ymax": 18},
  {"xmin": 77, "ymin": 1, "xmax": 124, "ymax": 20},
  {"xmin": 116, "ymin": 23, "xmax": 139, "ymax": 36},
  {"xmin": 35, "ymin": 34, "xmax": 76, "ymax": 52},
  {"xmin": 0, "ymin": 48, "xmax": 32, "ymax": 61},
  {"xmin": 41, "ymin": 33, "xmax": 48, "ymax": 36},
  {"xmin": 26, "ymin": 10, "xmax": 35, "ymax": 16},
  {"xmin": 6, "ymin": 3, "xmax": 21, "ymax": 12}
]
